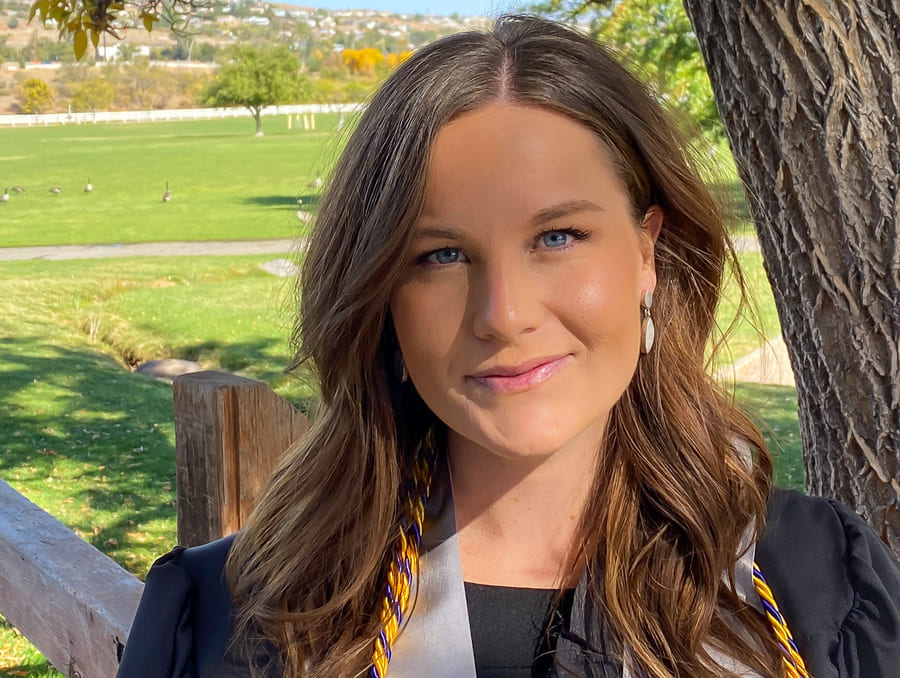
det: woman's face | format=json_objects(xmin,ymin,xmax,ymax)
[{"xmin": 390, "ymin": 103, "xmax": 660, "ymax": 464}]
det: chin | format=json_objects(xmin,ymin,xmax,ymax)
[
  {"xmin": 459, "ymin": 413, "xmax": 607, "ymax": 463},
  {"xmin": 483, "ymin": 437, "xmax": 566, "ymax": 461}
]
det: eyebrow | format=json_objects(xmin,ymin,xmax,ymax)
[
  {"xmin": 412, "ymin": 199, "xmax": 605, "ymax": 240},
  {"xmin": 411, "ymin": 225, "xmax": 466, "ymax": 241},
  {"xmin": 530, "ymin": 199, "xmax": 605, "ymax": 226}
]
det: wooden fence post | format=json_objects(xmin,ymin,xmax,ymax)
[{"xmin": 173, "ymin": 371, "xmax": 309, "ymax": 547}]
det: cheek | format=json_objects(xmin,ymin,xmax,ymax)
[
  {"xmin": 562, "ymin": 255, "xmax": 644, "ymax": 335},
  {"xmin": 390, "ymin": 283, "xmax": 461, "ymax": 369}
]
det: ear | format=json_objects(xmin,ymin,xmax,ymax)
[
  {"xmin": 638, "ymin": 205, "xmax": 664, "ymax": 292},
  {"xmin": 641, "ymin": 205, "xmax": 664, "ymax": 243}
]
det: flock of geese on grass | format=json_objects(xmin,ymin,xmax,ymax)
[
  {"xmin": 2, "ymin": 177, "xmax": 323, "ymax": 214},
  {"xmin": 1, "ymin": 181, "xmax": 172, "ymax": 203}
]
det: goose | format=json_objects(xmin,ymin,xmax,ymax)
[
  {"xmin": 162, "ymin": 182, "xmax": 171, "ymax": 202},
  {"xmin": 11, "ymin": 186, "xmax": 25, "ymax": 193},
  {"xmin": 1, "ymin": 188, "xmax": 9, "ymax": 202},
  {"xmin": 49, "ymin": 186, "xmax": 62, "ymax": 195},
  {"xmin": 84, "ymin": 178, "xmax": 93, "ymax": 193}
]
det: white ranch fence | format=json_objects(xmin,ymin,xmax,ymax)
[{"xmin": 0, "ymin": 103, "xmax": 362, "ymax": 127}]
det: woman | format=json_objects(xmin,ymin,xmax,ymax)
[{"xmin": 117, "ymin": 14, "xmax": 900, "ymax": 678}]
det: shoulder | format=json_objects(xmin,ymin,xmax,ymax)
[
  {"xmin": 177, "ymin": 533, "xmax": 236, "ymax": 571},
  {"xmin": 176, "ymin": 534, "xmax": 238, "ymax": 657},
  {"xmin": 756, "ymin": 488, "xmax": 900, "ymax": 678},
  {"xmin": 117, "ymin": 534, "xmax": 255, "ymax": 678},
  {"xmin": 174, "ymin": 533, "xmax": 237, "ymax": 615}
]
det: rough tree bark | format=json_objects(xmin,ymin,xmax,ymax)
[{"xmin": 682, "ymin": 1, "xmax": 900, "ymax": 553}]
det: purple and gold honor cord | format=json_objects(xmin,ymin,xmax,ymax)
[
  {"xmin": 753, "ymin": 562, "xmax": 811, "ymax": 678},
  {"xmin": 370, "ymin": 445, "xmax": 434, "ymax": 678}
]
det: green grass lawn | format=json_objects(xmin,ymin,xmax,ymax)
[
  {"xmin": 0, "ymin": 255, "xmax": 310, "ymax": 572},
  {"xmin": 0, "ymin": 114, "xmax": 356, "ymax": 247},
  {"xmin": 0, "ymin": 618, "xmax": 56, "ymax": 678},
  {"xmin": 1, "ymin": 115, "xmax": 758, "ymax": 249},
  {"xmin": 734, "ymin": 382, "xmax": 804, "ymax": 491}
]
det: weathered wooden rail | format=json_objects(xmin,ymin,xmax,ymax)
[
  {"xmin": 0, "ymin": 371, "xmax": 306, "ymax": 677},
  {"xmin": 0, "ymin": 479, "xmax": 142, "ymax": 678}
]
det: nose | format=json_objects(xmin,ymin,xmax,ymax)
[{"xmin": 469, "ymin": 256, "xmax": 542, "ymax": 342}]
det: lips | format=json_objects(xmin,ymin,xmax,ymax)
[{"xmin": 468, "ymin": 354, "xmax": 571, "ymax": 394}]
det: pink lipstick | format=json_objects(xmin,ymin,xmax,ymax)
[{"xmin": 468, "ymin": 355, "xmax": 570, "ymax": 394}]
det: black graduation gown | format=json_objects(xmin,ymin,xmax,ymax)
[{"xmin": 115, "ymin": 489, "xmax": 900, "ymax": 678}]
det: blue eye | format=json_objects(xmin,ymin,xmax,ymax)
[
  {"xmin": 540, "ymin": 231, "xmax": 573, "ymax": 248},
  {"xmin": 425, "ymin": 248, "xmax": 462, "ymax": 265}
]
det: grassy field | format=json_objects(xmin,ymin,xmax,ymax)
[
  {"xmin": 0, "ymin": 254, "xmax": 307, "ymax": 678},
  {"xmin": 1, "ymin": 116, "xmax": 755, "ymax": 249},
  {"xmin": 0, "ymin": 114, "xmax": 356, "ymax": 247},
  {"xmin": 0, "ymin": 118, "xmax": 797, "ymax": 677}
]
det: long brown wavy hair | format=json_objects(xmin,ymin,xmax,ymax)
[{"xmin": 226, "ymin": 14, "xmax": 783, "ymax": 678}]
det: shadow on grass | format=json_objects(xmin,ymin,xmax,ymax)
[
  {"xmin": 0, "ymin": 336, "xmax": 176, "ymax": 561},
  {"xmin": 1, "ymin": 332, "xmax": 318, "ymax": 564},
  {"xmin": 241, "ymin": 194, "xmax": 321, "ymax": 211},
  {"xmin": 171, "ymin": 337, "xmax": 282, "ymax": 369},
  {"xmin": 0, "ymin": 616, "xmax": 59, "ymax": 677}
]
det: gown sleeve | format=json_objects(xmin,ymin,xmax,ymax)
[
  {"xmin": 116, "ymin": 534, "xmax": 251, "ymax": 678},
  {"xmin": 115, "ymin": 547, "xmax": 196, "ymax": 678},
  {"xmin": 756, "ymin": 488, "xmax": 900, "ymax": 678}
]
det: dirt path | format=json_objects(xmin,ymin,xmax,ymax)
[
  {"xmin": 722, "ymin": 336, "xmax": 795, "ymax": 386},
  {"xmin": 0, "ymin": 239, "xmax": 298, "ymax": 261}
]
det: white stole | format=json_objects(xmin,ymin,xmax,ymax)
[{"xmin": 387, "ymin": 455, "xmax": 766, "ymax": 678}]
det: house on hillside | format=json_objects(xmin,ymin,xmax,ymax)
[{"xmin": 97, "ymin": 44, "xmax": 150, "ymax": 61}]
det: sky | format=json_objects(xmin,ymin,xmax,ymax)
[{"xmin": 281, "ymin": 0, "xmax": 530, "ymax": 17}]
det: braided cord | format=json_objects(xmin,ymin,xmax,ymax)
[
  {"xmin": 752, "ymin": 562, "xmax": 811, "ymax": 678},
  {"xmin": 370, "ymin": 440, "xmax": 435, "ymax": 678}
]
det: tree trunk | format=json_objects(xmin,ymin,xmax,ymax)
[
  {"xmin": 682, "ymin": 0, "xmax": 900, "ymax": 554},
  {"xmin": 252, "ymin": 108, "xmax": 264, "ymax": 136}
]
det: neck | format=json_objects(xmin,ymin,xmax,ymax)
[{"xmin": 447, "ymin": 432, "xmax": 597, "ymax": 589}]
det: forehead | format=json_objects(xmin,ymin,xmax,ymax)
[{"xmin": 420, "ymin": 104, "xmax": 629, "ymax": 223}]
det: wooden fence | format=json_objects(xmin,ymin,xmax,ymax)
[
  {"xmin": 0, "ymin": 371, "xmax": 306, "ymax": 677},
  {"xmin": 173, "ymin": 371, "xmax": 308, "ymax": 546}
]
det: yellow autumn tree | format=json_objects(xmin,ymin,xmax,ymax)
[
  {"xmin": 16, "ymin": 77, "xmax": 55, "ymax": 113},
  {"xmin": 341, "ymin": 47, "xmax": 384, "ymax": 77}
]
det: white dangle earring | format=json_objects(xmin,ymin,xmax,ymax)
[{"xmin": 640, "ymin": 290, "xmax": 655, "ymax": 355}]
